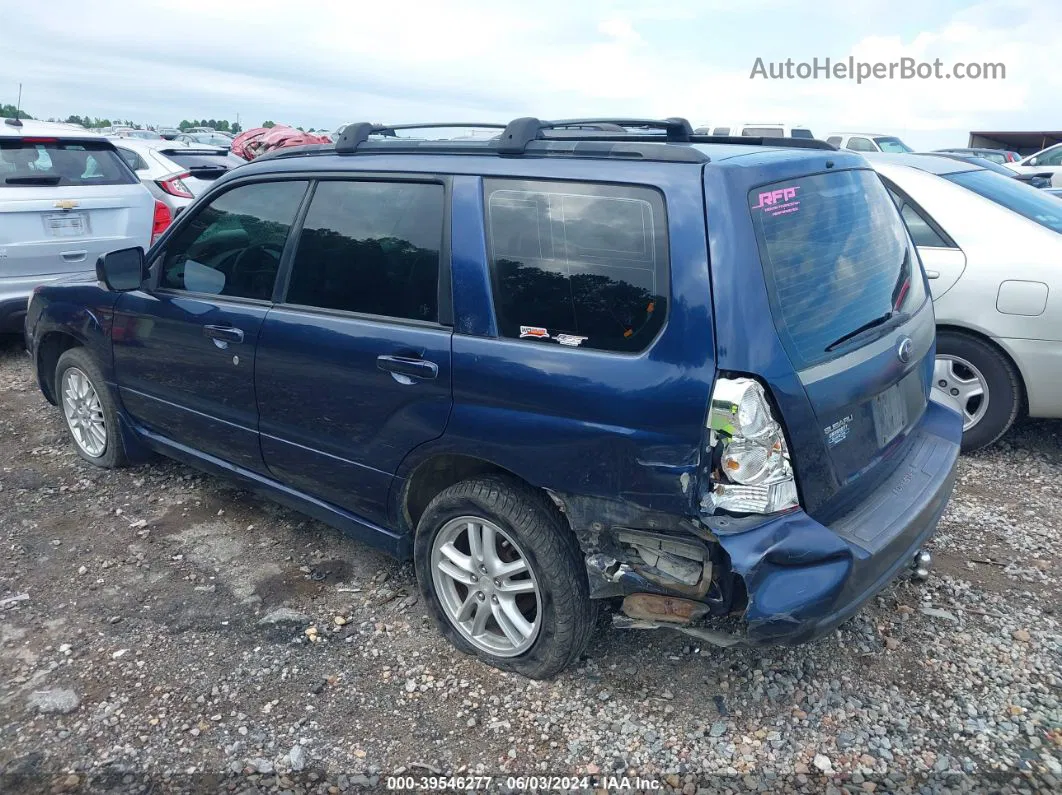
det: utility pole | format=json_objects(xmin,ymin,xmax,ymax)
[{"xmin": 15, "ymin": 83, "xmax": 22, "ymax": 118}]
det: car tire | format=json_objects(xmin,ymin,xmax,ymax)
[
  {"xmin": 414, "ymin": 476, "xmax": 595, "ymax": 679},
  {"xmin": 935, "ymin": 330, "xmax": 1022, "ymax": 453},
  {"xmin": 55, "ymin": 347, "xmax": 128, "ymax": 468}
]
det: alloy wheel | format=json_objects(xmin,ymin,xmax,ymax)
[
  {"xmin": 430, "ymin": 516, "xmax": 541, "ymax": 657},
  {"xmin": 61, "ymin": 367, "xmax": 107, "ymax": 458},
  {"xmin": 934, "ymin": 355, "xmax": 989, "ymax": 431}
]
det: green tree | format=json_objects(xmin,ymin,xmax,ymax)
[
  {"xmin": 216, "ymin": 119, "xmax": 230, "ymax": 132},
  {"xmin": 262, "ymin": 120, "xmax": 276, "ymax": 128},
  {"xmin": 178, "ymin": 120, "xmax": 192, "ymax": 131},
  {"xmin": 231, "ymin": 121, "xmax": 242, "ymax": 133},
  {"xmin": 0, "ymin": 103, "xmax": 32, "ymax": 119}
]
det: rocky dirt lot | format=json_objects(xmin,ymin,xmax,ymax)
[{"xmin": 0, "ymin": 335, "xmax": 1059, "ymax": 795}]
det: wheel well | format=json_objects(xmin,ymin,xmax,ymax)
[
  {"xmin": 403, "ymin": 455, "xmax": 524, "ymax": 532},
  {"xmin": 936, "ymin": 324, "xmax": 1028, "ymax": 413},
  {"xmin": 36, "ymin": 332, "xmax": 82, "ymax": 404}
]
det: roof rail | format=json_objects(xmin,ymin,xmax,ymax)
[
  {"xmin": 335, "ymin": 122, "xmax": 506, "ymax": 154},
  {"xmin": 498, "ymin": 116, "xmax": 693, "ymax": 154}
]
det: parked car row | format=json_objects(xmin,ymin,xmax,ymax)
[{"xmin": 5, "ymin": 115, "xmax": 1060, "ymax": 678}]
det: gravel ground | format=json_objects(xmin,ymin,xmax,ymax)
[{"xmin": 0, "ymin": 335, "xmax": 1059, "ymax": 794}]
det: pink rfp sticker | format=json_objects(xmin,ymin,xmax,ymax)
[{"xmin": 752, "ymin": 185, "xmax": 801, "ymax": 217}]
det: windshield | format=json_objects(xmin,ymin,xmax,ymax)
[
  {"xmin": 874, "ymin": 137, "xmax": 913, "ymax": 153},
  {"xmin": 0, "ymin": 139, "xmax": 138, "ymax": 187},
  {"xmin": 945, "ymin": 169, "xmax": 1062, "ymax": 233},
  {"xmin": 749, "ymin": 169, "xmax": 926, "ymax": 369}
]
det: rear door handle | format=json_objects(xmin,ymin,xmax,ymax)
[
  {"xmin": 925, "ymin": 270, "xmax": 940, "ymax": 279},
  {"xmin": 377, "ymin": 355, "xmax": 438, "ymax": 382},
  {"xmin": 203, "ymin": 325, "xmax": 244, "ymax": 344}
]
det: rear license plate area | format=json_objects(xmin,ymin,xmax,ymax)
[
  {"xmin": 44, "ymin": 212, "xmax": 88, "ymax": 237},
  {"xmin": 872, "ymin": 376, "xmax": 919, "ymax": 447}
]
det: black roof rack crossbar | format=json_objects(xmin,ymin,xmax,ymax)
[
  {"xmin": 335, "ymin": 122, "xmax": 507, "ymax": 153},
  {"xmin": 498, "ymin": 116, "xmax": 693, "ymax": 153}
]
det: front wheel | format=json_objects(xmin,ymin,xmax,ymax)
[
  {"xmin": 934, "ymin": 331, "xmax": 1022, "ymax": 453},
  {"xmin": 414, "ymin": 476, "xmax": 595, "ymax": 679},
  {"xmin": 55, "ymin": 347, "xmax": 127, "ymax": 468}
]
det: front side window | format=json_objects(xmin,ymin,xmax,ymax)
[
  {"xmin": 749, "ymin": 169, "xmax": 926, "ymax": 369},
  {"xmin": 159, "ymin": 180, "xmax": 308, "ymax": 300},
  {"xmin": 285, "ymin": 180, "xmax": 444, "ymax": 322},
  {"xmin": 1037, "ymin": 145, "xmax": 1062, "ymax": 166},
  {"xmin": 847, "ymin": 137, "xmax": 876, "ymax": 152},
  {"xmin": 116, "ymin": 147, "xmax": 146, "ymax": 171},
  {"xmin": 945, "ymin": 169, "xmax": 1062, "ymax": 233},
  {"xmin": 485, "ymin": 179, "xmax": 668, "ymax": 353}
]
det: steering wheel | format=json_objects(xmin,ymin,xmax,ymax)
[{"xmin": 229, "ymin": 242, "xmax": 284, "ymax": 293}]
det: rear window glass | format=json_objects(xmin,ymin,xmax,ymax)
[
  {"xmin": 162, "ymin": 151, "xmax": 246, "ymax": 171},
  {"xmin": 0, "ymin": 140, "xmax": 137, "ymax": 187},
  {"xmin": 749, "ymin": 169, "xmax": 925, "ymax": 369},
  {"xmin": 485, "ymin": 179, "xmax": 668, "ymax": 353},
  {"xmin": 944, "ymin": 169, "xmax": 1062, "ymax": 234}
]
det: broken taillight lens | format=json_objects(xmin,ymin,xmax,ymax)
[{"xmin": 702, "ymin": 377, "xmax": 798, "ymax": 515}]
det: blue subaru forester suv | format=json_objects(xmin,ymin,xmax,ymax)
[{"xmin": 25, "ymin": 118, "xmax": 963, "ymax": 678}]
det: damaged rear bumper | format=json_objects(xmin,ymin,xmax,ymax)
[{"xmin": 581, "ymin": 396, "xmax": 962, "ymax": 647}]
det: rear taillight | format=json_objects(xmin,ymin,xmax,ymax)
[
  {"xmin": 156, "ymin": 172, "xmax": 193, "ymax": 199},
  {"xmin": 701, "ymin": 377, "xmax": 798, "ymax": 515},
  {"xmin": 152, "ymin": 200, "xmax": 172, "ymax": 244},
  {"xmin": 21, "ymin": 136, "xmax": 58, "ymax": 143}
]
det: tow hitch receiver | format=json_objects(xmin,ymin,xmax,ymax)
[{"xmin": 911, "ymin": 549, "xmax": 932, "ymax": 581}]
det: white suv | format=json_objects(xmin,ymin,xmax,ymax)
[
  {"xmin": 0, "ymin": 119, "xmax": 155, "ymax": 333},
  {"xmin": 825, "ymin": 133, "xmax": 913, "ymax": 153}
]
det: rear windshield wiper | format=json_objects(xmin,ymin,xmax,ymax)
[
  {"xmin": 4, "ymin": 174, "xmax": 62, "ymax": 185},
  {"xmin": 825, "ymin": 312, "xmax": 895, "ymax": 352}
]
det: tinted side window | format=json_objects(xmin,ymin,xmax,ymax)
[
  {"xmin": 791, "ymin": 129, "xmax": 814, "ymax": 139},
  {"xmin": 826, "ymin": 136, "xmax": 842, "ymax": 147},
  {"xmin": 285, "ymin": 180, "xmax": 444, "ymax": 322},
  {"xmin": 847, "ymin": 137, "xmax": 875, "ymax": 152},
  {"xmin": 159, "ymin": 180, "xmax": 307, "ymax": 300},
  {"xmin": 712, "ymin": 127, "xmax": 731, "ymax": 136},
  {"xmin": 899, "ymin": 204, "xmax": 948, "ymax": 247},
  {"xmin": 117, "ymin": 148, "xmax": 145, "ymax": 171},
  {"xmin": 484, "ymin": 179, "xmax": 668, "ymax": 353}
]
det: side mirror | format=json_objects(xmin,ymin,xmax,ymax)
[
  {"xmin": 96, "ymin": 247, "xmax": 146, "ymax": 292},
  {"xmin": 1028, "ymin": 157, "xmax": 1039, "ymax": 166}
]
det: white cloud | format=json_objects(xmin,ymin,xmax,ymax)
[{"xmin": 0, "ymin": 0, "xmax": 1056, "ymax": 149}]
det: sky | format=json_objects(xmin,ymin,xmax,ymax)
[{"xmin": 0, "ymin": 0, "xmax": 1057, "ymax": 150}]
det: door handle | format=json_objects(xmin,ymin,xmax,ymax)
[
  {"xmin": 203, "ymin": 325, "xmax": 244, "ymax": 344},
  {"xmin": 925, "ymin": 270, "xmax": 940, "ymax": 279},
  {"xmin": 377, "ymin": 355, "xmax": 438, "ymax": 382},
  {"xmin": 61, "ymin": 250, "xmax": 88, "ymax": 262}
]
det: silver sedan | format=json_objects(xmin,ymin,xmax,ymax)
[{"xmin": 867, "ymin": 153, "xmax": 1062, "ymax": 451}]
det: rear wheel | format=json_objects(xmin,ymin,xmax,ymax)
[
  {"xmin": 414, "ymin": 476, "xmax": 594, "ymax": 679},
  {"xmin": 55, "ymin": 348, "xmax": 127, "ymax": 468},
  {"xmin": 934, "ymin": 331, "xmax": 1021, "ymax": 453}
]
